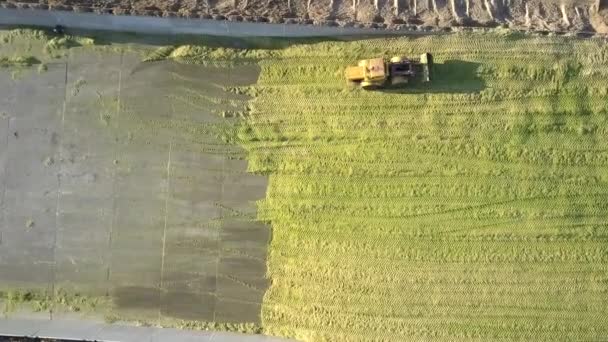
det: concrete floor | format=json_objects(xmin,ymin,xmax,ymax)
[
  {"xmin": 0, "ymin": 48, "xmax": 270, "ymax": 326},
  {"xmin": 0, "ymin": 317, "xmax": 292, "ymax": 341}
]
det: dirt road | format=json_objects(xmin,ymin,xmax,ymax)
[
  {"xmin": 1, "ymin": 0, "xmax": 607, "ymax": 33},
  {"xmin": 0, "ymin": 7, "xmax": 415, "ymax": 36}
]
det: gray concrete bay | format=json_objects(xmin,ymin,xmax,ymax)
[{"xmin": 0, "ymin": 47, "xmax": 273, "ymax": 334}]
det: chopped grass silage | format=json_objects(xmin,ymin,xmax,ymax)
[{"xmin": 227, "ymin": 32, "xmax": 608, "ymax": 341}]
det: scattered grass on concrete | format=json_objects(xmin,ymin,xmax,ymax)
[
  {"xmin": 0, "ymin": 29, "xmax": 96, "ymax": 64},
  {"xmin": 1, "ymin": 289, "xmax": 261, "ymax": 334},
  {"xmin": 43, "ymin": 36, "xmax": 95, "ymax": 58},
  {"xmin": 24, "ymin": 219, "xmax": 34, "ymax": 230},
  {"xmin": 0, "ymin": 289, "xmax": 109, "ymax": 316},
  {"xmin": 159, "ymin": 318, "xmax": 263, "ymax": 334},
  {"xmin": 0, "ymin": 56, "xmax": 40, "ymax": 68}
]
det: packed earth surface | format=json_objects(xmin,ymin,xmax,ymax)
[
  {"xmin": 1, "ymin": 27, "xmax": 608, "ymax": 341},
  {"xmin": 2, "ymin": 0, "xmax": 608, "ymax": 33}
]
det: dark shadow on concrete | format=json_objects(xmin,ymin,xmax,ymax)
[
  {"xmin": 161, "ymin": 291, "xmax": 216, "ymax": 321},
  {"xmin": 106, "ymin": 61, "xmax": 271, "ymax": 325},
  {"xmin": 113, "ymin": 287, "xmax": 160, "ymax": 310}
]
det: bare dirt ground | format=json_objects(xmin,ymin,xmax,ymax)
[{"xmin": 1, "ymin": 0, "xmax": 607, "ymax": 33}]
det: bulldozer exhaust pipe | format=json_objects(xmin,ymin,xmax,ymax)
[{"xmin": 420, "ymin": 53, "xmax": 433, "ymax": 82}]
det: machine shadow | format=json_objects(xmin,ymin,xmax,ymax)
[{"xmin": 380, "ymin": 60, "xmax": 486, "ymax": 94}]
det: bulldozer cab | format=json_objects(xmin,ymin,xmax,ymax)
[
  {"xmin": 345, "ymin": 58, "xmax": 387, "ymax": 83},
  {"xmin": 365, "ymin": 58, "xmax": 386, "ymax": 80}
]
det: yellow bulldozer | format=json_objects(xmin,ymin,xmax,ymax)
[{"xmin": 345, "ymin": 53, "xmax": 433, "ymax": 90}]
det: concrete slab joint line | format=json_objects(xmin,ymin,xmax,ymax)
[
  {"xmin": 0, "ymin": 8, "xmax": 416, "ymax": 37},
  {"xmin": 105, "ymin": 52, "xmax": 124, "ymax": 294},
  {"xmin": 158, "ymin": 139, "xmax": 172, "ymax": 323},
  {"xmin": 49, "ymin": 60, "xmax": 69, "ymax": 321}
]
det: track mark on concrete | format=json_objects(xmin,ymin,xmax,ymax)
[
  {"xmin": 158, "ymin": 137, "xmax": 172, "ymax": 323},
  {"xmin": 0, "ymin": 108, "xmax": 11, "ymax": 248},
  {"xmin": 50, "ymin": 61, "xmax": 69, "ymax": 320},
  {"xmin": 106, "ymin": 52, "xmax": 124, "ymax": 293},
  {"xmin": 212, "ymin": 140, "xmax": 227, "ymax": 322}
]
